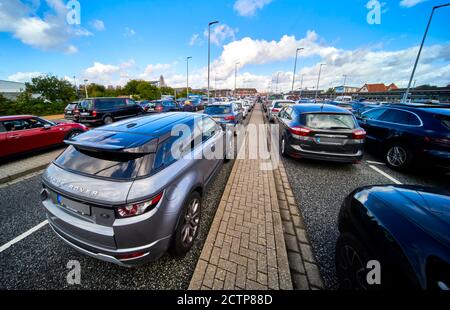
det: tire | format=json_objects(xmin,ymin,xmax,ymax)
[
  {"xmin": 103, "ymin": 116, "xmax": 113, "ymax": 125},
  {"xmin": 280, "ymin": 136, "xmax": 289, "ymax": 158},
  {"xmin": 65, "ymin": 130, "xmax": 83, "ymax": 140},
  {"xmin": 170, "ymin": 192, "xmax": 202, "ymax": 257},
  {"xmin": 385, "ymin": 142, "xmax": 414, "ymax": 171},
  {"xmin": 335, "ymin": 233, "xmax": 376, "ymax": 291}
]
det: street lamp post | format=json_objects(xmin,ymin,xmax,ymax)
[
  {"xmin": 187, "ymin": 56, "xmax": 192, "ymax": 99},
  {"xmin": 315, "ymin": 64, "xmax": 326, "ymax": 102},
  {"xmin": 299, "ymin": 74, "xmax": 305, "ymax": 98},
  {"xmin": 342, "ymin": 75, "xmax": 348, "ymax": 96},
  {"xmin": 402, "ymin": 3, "xmax": 450, "ymax": 103},
  {"xmin": 84, "ymin": 79, "xmax": 89, "ymax": 98},
  {"xmin": 234, "ymin": 62, "xmax": 240, "ymax": 97},
  {"xmin": 208, "ymin": 21, "xmax": 219, "ymax": 103},
  {"xmin": 292, "ymin": 47, "xmax": 304, "ymax": 92}
]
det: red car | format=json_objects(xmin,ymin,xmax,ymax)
[{"xmin": 0, "ymin": 115, "xmax": 88, "ymax": 158}]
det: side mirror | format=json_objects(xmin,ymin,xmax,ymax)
[{"xmin": 43, "ymin": 124, "xmax": 52, "ymax": 130}]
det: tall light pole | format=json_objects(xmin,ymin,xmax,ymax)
[
  {"xmin": 402, "ymin": 3, "xmax": 450, "ymax": 103},
  {"xmin": 342, "ymin": 74, "xmax": 348, "ymax": 96},
  {"xmin": 315, "ymin": 64, "xmax": 326, "ymax": 102},
  {"xmin": 208, "ymin": 20, "xmax": 219, "ymax": 103},
  {"xmin": 234, "ymin": 62, "xmax": 240, "ymax": 97},
  {"xmin": 299, "ymin": 74, "xmax": 305, "ymax": 98},
  {"xmin": 84, "ymin": 79, "xmax": 89, "ymax": 98},
  {"xmin": 292, "ymin": 47, "xmax": 304, "ymax": 92},
  {"xmin": 186, "ymin": 56, "xmax": 192, "ymax": 99}
]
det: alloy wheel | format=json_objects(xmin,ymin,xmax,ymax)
[
  {"xmin": 181, "ymin": 198, "xmax": 200, "ymax": 247},
  {"xmin": 338, "ymin": 244, "xmax": 367, "ymax": 290},
  {"xmin": 68, "ymin": 131, "xmax": 81, "ymax": 139},
  {"xmin": 386, "ymin": 146, "xmax": 407, "ymax": 167}
]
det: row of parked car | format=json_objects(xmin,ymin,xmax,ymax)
[{"xmin": 263, "ymin": 98, "xmax": 450, "ymax": 171}]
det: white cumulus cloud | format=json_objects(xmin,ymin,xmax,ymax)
[
  {"xmin": 7, "ymin": 71, "xmax": 43, "ymax": 82},
  {"xmin": 234, "ymin": 0, "xmax": 273, "ymax": 17},
  {"xmin": 91, "ymin": 20, "xmax": 105, "ymax": 31},
  {"xmin": 204, "ymin": 24, "xmax": 238, "ymax": 46},
  {"xmin": 399, "ymin": 0, "xmax": 428, "ymax": 8}
]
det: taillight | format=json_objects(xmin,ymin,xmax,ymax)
[
  {"xmin": 289, "ymin": 126, "xmax": 312, "ymax": 137},
  {"xmin": 224, "ymin": 115, "xmax": 235, "ymax": 121},
  {"xmin": 272, "ymin": 108, "xmax": 280, "ymax": 113},
  {"xmin": 156, "ymin": 106, "xmax": 163, "ymax": 112},
  {"xmin": 352, "ymin": 129, "xmax": 366, "ymax": 139},
  {"xmin": 74, "ymin": 109, "xmax": 79, "ymax": 114},
  {"xmin": 92, "ymin": 110, "xmax": 97, "ymax": 117},
  {"xmin": 426, "ymin": 137, "xmax": 450, "ymax": 145},
  {"xmin": 116, "ymin": 192, "xmax": 164, "ymax": 218}
]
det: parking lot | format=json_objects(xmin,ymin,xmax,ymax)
[
  {"xmin": 281, "ymin": 151, "xmax": 449, "ymax": 289},
  {"xmin": 0, "ymin": 112, "xmax": 252, "ymax": 289}
]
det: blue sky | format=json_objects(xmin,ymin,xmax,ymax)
[{"xmin": 0, "ymin": 0, "xmax": 449, "ymax": 91}]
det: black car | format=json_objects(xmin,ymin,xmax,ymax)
[
  {"xmin": 64, "ymin": 102, "xmax": 79, "ymax": 122},
  {"xmin": 275, "ymin": 104, "xmax": 366, "ymax": 163},
  {"xmin": 357, "ymin": 104, "xmax": 450, "ymax": 171},
  {"xmin": 77, "ymin": 98, "xmax": 144, "ymax": 125},
  {"xmin": 336, "ymin": 185, "xmax": 450, "ymax": 290}
]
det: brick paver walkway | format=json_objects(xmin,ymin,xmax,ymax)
[
  {"xmin": 189, "ymin": 104, "xmax": 292, "ymax": 290},
  {"xmin": 0, "ymin": 149, "xmax": 63, "ymax": 184}
]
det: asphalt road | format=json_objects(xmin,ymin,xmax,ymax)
[
  {"xmin": 281, "ymin": 149, "xmax": 449, "ymax": 289},
  {"xmin": 0, "ymin": 111, "xmax": 253, "ymax": 289}
]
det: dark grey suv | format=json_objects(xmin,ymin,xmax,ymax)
[{"xmin": 41, "ymin": 112, "xmax": 232, "ymax": 266}]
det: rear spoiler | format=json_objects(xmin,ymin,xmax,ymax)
[{"xmin": 64, "ymin": 139, "xmax": 158, "ymax": 154}]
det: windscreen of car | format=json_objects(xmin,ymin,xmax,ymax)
[
  {"xmin": 163, "ymin": 101, "xmax": 176, "ymax": 106},
  {"xmin": 55, "ymin": 146, "xmax": 153, "ymax": 180},
  {"xmin": 66, "ymin": 103, "xmax": 77, "ymax": 110},
  {"xmin": 205, "ymin": 106, "xmax": 232, "ymax": 114},
  {"xmin": 304, "ymin": 113, "xmax": 356, "ymax": 130},
  {"xmin": 274, "ymin": 101, "xmax": 294, "ymax": 108}
]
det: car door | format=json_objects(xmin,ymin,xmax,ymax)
[
  {"xmin": 29, "ymin": 117, "xmax": 64, "ymax": 147},
  {"xmin": 278, "ymin": 107, "xmax": 293, "ymax": 141},
  {"xmin": 125, "ymin": 99, "xmax": 140, "ymax": 116},
  {"xmin": 0, "ymin": 122, "xmax": 8, "ymax": 157},
  {"xmin": 359, "ymin": 108, "xmax": 388, "ymax": 144},
  {"xmin": 3, "ymin": 118, "xmax": 43, "ymax": 155},
  {"xmin": 200, "ymin": 117, "xmax": 222, "ymax": 183}
]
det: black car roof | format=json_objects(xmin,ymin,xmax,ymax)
[{"xmin": 292, "ymin": 104, "xmax": 353, "ymax": 114}]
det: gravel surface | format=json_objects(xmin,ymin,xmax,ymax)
[
  {"xmin": 0, "ymin": 113, "xmax": 252, "ymax": 289},
  {"xmin": 281, "ymin": 152, "xmax": 449, "ymax": 289}
]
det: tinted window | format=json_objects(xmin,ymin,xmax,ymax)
[
  {"xmin": 439, "ymin": 116, "xmax": 450, "ymax": 130},
  {"xmin": 152, "ymin": 136, "xmax": 179, "ymax": 172},
  {"xmin": 378, "ymin": 109, "xmax": 420, "ymax": 125},
  {"xmin": 201, "ymin": 118, "xmax": 219, "ymax": 142},
  {"xmin": 162, "ymin": 101, "xmax": 175, "ymax": 107},
  {"xmin": 0, "ymin": 122, "xmax": 6, "ymax": 133},
  {"xmin": 65, "ymin": 103, "xmax": 77, "ymax": 110},
  {"xmin": 362, "ymin": 108, "xmax": 386, "ymax": 120},
  {"xmin": 304, "ymin": 114, "xmax": 356, "ymax": 130},
  {"xmin": 55, "ymin": 146, "xmax": 152, "ymax": 180},
  {"xmin": 79, "ymin": 100, "xmax": 94, "ymax": 110},
  {"xmin": 205, "ymin": 106, "xmax": 232, "ymax": 115},
  {"xmin": 94, "ymin": 99, "xmax": 123, "ymax": 109},
  {"xmin": 2, "ymin": 119, "xmax": 33, "ymax": 131}
]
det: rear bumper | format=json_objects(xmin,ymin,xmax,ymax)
[
  {"xmin": 78, "ymin": 118, "xmax": 103, "ymax": 124},
  {"xmin": 64, "ymin": 114, "xmax": 78, "ymax": 121},
  {"xmin": 42, "ymin": 198, "xmax": 173, "ymax": 267},
  {"xmin": 289, "ymin": 144, "xmax": 364, "ymax": 163}
]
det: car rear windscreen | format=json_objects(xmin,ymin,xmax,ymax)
[
  {"xmin": 304, "ymin": 113, "xmax": 356, "ymax": 130},
  {"xmin": 274, "ymin": 102, "xmax": 294, "ymax": 108},
  {"xmin": 205, "ymin": 106, "xmax": 232, "ymax": 114},
  {"xmin": 54, "ymin": 146, "xmax": 153, "ymax": 180},
  {"xmin": 78, "ymin": 100, "xmax": 94, "ymax": 110}
]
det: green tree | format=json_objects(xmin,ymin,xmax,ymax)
[
  {"xmin": 123, "ymin": 80, "xmax": 142, "ymax": 96},
  {"xmin": 25, "ymin": 75, "xmax": 77, "ymax": 103},
  {"xmin": 87, "ymin": 83, "xmax": 107, "ymax": 97},
  {"xmin": 136, "ymin": 82, "xmax": 160, "ymax": 100}
]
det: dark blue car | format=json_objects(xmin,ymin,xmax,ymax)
[
  {"xmin": 204, "ymin": 103, "xmax": 243, "ymax": 128},
  {"xmin": 357, "ymin": 104, "xmax": 450, "ymax": 171},
  {"xmin": 336, "ymin": 185, "xmax": 450, "ymax": 290},
  {"xmin": 145, "ymin": 100, "xmax": 181, "ymax": 113},
  {"xmin": 274, "ymin": 104, "xmax": 366, "ymax": 163}
]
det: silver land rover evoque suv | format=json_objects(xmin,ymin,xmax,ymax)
[{"xmin": 41, "ymin": 112, "xmax": 232, "ymax": 267}]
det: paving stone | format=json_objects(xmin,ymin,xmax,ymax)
[
  {"xmin": 304, "ymin": 262, "xmax": 324, "ymax": 289},
  {"xmin": 288, "ymin": 252, "xmax": 306, "ymax": 274}
]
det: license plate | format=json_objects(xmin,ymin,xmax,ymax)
[
  {"xmin": 81, "ymin": 112, "xmax": 89, "ymax": 116},
  {"xmin": 213, "ymin": 118, "xmax": 222, "ymax": 122},
  {"xmin": 66, "ymin": 111, "xmax": 72, "ymax": 114},
  {"xmin": 316, "ymin": 137, "xmax": 343, "ymax": 145},
  {"xmin": 56, "ymin": 194, "xmax": 91, "ymax": 216}
]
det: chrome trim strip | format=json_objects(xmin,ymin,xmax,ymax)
[{"xmin": 291, "ymin": 144, "xmax": 363, "ymax": 157}]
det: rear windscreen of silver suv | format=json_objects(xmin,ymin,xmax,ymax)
[{"xmin": 54, "ymin": 146, "xmax": 153, "ymax": 180}]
